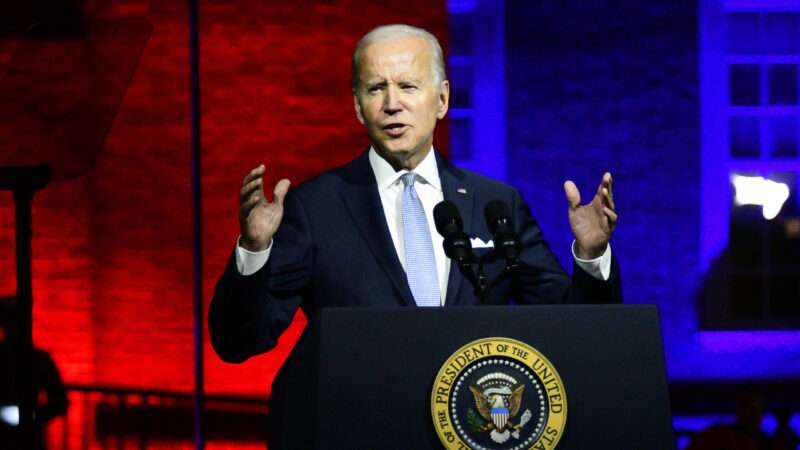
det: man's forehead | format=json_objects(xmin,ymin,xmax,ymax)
[{"xmin": 359, "ymin": 37, "xmax": 431, "ymax": 75}]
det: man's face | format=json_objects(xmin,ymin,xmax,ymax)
[{"xmin": 353, "ymin": 36, "xmax": 449, "ymax": 170}]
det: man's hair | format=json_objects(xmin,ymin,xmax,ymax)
[{"xmin": 351, "ymin": 24, "xmax": 446, "ymax": 92}]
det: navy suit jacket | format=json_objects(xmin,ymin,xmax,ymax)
[{"xmin": 208, "ymin": 150, "xmax": 621, "ymax": 363}]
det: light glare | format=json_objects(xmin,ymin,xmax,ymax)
[
  {"xmin": 730, "ymin": 174, "xmax": 790, "ymax": 220},
  {"xmin": 0, "ymin": 405, "xmax": 19, "ymax": 426}
]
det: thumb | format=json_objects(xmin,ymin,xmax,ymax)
[
  {"xmin": 564, "ymin": 180, "xmax": 581, "ymax": 209},
  {"xmin": 273, "ymin": 179, "xmax": 291, "ymax": 207}
]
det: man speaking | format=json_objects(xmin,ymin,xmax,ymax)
[{"xmin": 209, "ymin": 20, "xmax": 620, "ymax": 394}]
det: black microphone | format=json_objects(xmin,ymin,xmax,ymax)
[
  {"xmin": 433, "ymin": 201, "xmax": 473, "ymax": 264},
  {"xmin": 484, "ymin": 200, "xmax": 522, "ymax": 267}
]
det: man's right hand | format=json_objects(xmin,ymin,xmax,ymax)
[{"xmin": 239, "ymin": 164, "xmax": 291, "ymax": 252}]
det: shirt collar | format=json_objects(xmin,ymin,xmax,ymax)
[{"xmin": 368, "ymin": 146, "xmax": 442, "ymax": 192}]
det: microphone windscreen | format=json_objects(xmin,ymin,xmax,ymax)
[
  {"xmin": 484, "ymin": 200, "xmax": 511, "ymax": 228},
  {"xmin": 433, "ymin": 200, "xmax": 463, "ymax": 235}
]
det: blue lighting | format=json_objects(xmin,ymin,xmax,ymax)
[
  {"xmin": 460, "ymin": 0, "xmax": 800, "ymax": 384},
  {"xmin": 673, "ymin": 414, "xmax": 736, "ymax": 432}
]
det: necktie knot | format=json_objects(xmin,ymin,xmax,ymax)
[{"xmin": 400, "ymin": 172, "xmax": 417, "ymax": 188}]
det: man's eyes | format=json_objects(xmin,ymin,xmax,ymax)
[{"xmin": 366, "ymin": 84, "xmax": 418, "ymax": 93}]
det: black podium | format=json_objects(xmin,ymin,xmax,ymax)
[{"xmin": 268, "ymin": 305, "xmax": 674, "ymax": 450}]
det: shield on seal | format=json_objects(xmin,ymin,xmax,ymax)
[{"xmin": 491, "ymin": 406, "xmax": 509, "ymax": 429}]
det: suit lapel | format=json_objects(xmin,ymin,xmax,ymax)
[
  {"xmin": 437, "ymin": 154, "xmax": 475, "ymax": 306},
  {"xmin": 340, "ymin": 152, "xmax": 416, "ymax": 307}
]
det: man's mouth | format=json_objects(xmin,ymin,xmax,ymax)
[{"xmin": 382, "ymin": 123, "xmax": 409, "ymax": 137}]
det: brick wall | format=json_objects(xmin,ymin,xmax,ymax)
[
  {"xmin": 198, "ymin": 1, "xmax": 449, "ymax": 395},
  {"xmin": 0, "ymin": 0, "xmax": 448, "ymax": 406},
  {"xmin": 505, "ymin": 1, "xmax": 700, "ymax": 374}
]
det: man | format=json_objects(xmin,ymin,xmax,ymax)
[{"xmin": 209, "ymin": 24, "xmax": 619, "ymax": 367}]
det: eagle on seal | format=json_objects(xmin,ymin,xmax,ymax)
[{"xmin": 469, "ymin": 383, "xmax": 526, "ymax": 443}]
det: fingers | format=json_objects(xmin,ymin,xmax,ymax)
[
  {"xmin": 601, "ymin": 186, "xmax": 615, "ymax": 212},
  {"xmin": 240, "ymin": 191, "xmax": 261, "ymax": 219},
  {"xmin": 604, "ymin": 206, "xmax": 618, "ymax": 231},
  {"xmin": 273, "ymin": 179, "xmax": 291, "ymax": 207},
  {"xmin": 240, "ymin": 165, "xmax": 266, "ymax": 219},
  {"xmin": 240, "ymin": 176, "xmax": 263, "ymax": 202},
  {"xmin": 240, "ymin": 164, "xmax": 266, "ymax": 200},
  {"xmin": 603, "ymin": 172, "xmax": 614, "ymax": 207},
  {"xmin": 595, "ymin": 172, "xmax": 615, "ymax": 212},
  {"xmin": 603, "ymin": 206, "xmax": 617, "ymax": 222},
  {"xmin": 563, "ymin": 180, "xmax": 581, "ymax": 209},
  {"xmin": 242, "ymin": 164, "xmax": 265, "ymax": 186}
]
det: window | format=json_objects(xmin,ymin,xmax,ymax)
[
  {"xmin": 447, "ymin": 0, "xmax": 507, "ymax": 180},
  {"xmin": 700, "ymin": 0, "xmax": 800, "ymax": 328}
]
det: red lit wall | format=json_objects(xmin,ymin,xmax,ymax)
[
  {"xmin": 199, "ymin": 1, "xmax": 449, "ymax": 396},
  {"xmin": 0, "ymin": 0, "xmax": 448, "ymax": 405}
]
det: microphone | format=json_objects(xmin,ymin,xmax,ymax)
[
  {"xmin": 484, "ymin": 200, "xmax": 522, "ymax": 267},
  {"xmin": 433, "ymin": 201, "xmax": 474, "ymax": 264}
]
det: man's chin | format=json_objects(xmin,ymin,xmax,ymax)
[
  {"xmin": 372, "ymin": 144, "xmax": 429, "ymax": 170},
  {"xmin": 373, "ymin": 143, "xmax": 407, "ymax": 158}
]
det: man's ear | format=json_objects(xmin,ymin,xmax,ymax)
[
  {"xmin": 437, "ymin": 80, "xmax": 450, "ymax": 119},
  {"xmin": 353, "ymin": 94, "xmax": 365, "ymax": 125}
]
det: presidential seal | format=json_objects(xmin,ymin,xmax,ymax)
[{"xmin": 431, "ymin": 338, "xmax": 567, "ymax": 450}]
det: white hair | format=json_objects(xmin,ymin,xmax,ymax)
[{"xmin": 351, "ymin": 24, "xmax": 446, "ymax": 92}]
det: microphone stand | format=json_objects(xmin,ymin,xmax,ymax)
[{"xmin": 457, "ymin": 250, "xmax": 517, "ymax": 303}]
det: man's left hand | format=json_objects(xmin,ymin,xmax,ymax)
[{"xmin": 564, "ymin": 172, "xmax": 617, "ymax": 259}]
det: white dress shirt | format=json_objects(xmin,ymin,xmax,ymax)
[
  {"xmin": 369, "ymin": 147, "xmax": 450, "ymax": 304},
  {"xmin": 235, "ymin": 147, "xmax": 611, "ymax": 304}
]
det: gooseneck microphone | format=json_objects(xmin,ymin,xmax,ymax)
[
  {"xmin": 433, "ymin": 201, "xmax": 473, "ymax": 264},
  {"xmin": 484, "ymin": 200, "xmax": 522, "ymax": 270},
  {"xmin": 434, "ymin": 200, "xmax": 484, "ymax": 299},
  {"xmin": 434, "ymin": 200, "xmax": 523, "ymax": 303}
]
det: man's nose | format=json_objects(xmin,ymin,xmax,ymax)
[{"xmin": 382, "ymin": 86, "xmax": 402, "ymax": 114}]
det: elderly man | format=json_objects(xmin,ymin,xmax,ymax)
[{"xmin": 209, "ymin": 24, "xmax": 620, "ymax": 362}]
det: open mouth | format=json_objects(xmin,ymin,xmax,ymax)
[{"xmin": 383, "ymin": 123, "xmax": 409, "ymax": 137}]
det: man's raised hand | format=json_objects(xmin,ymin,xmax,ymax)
[
  {"xmin": 563, "ymin": 172, "xmax": 617, "ymax": 259},
  {"xmin": 239, "ymin": 164, "xmax": 290, "ymax": 252}
]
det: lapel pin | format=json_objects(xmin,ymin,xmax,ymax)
[{"xmin": 457, "ymin": 188, "xmax": 467, "ymax": 195}]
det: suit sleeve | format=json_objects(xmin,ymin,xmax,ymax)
[
  {"xmin": 510, "ymin": 188, "xmax": 622, "ymax": 305},
  {"xmin": 208, "ymin": 191, "xmax": 313, "ymax": 363}
]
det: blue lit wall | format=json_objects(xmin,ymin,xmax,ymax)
[{"xmin": 501, "ymin": 1, "xmax": 800, "ymax": 380}]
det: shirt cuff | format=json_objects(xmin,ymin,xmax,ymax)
[
  {"xmin": 571, "ymin": 241, "xmax": 611, "ymax": 281},
  {"xmin": 235, "ymin": 236, "xmax": 272, "ymax": 276}
]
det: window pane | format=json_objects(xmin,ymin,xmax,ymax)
[
  {"xmin": 766, "ymin": 171, "xmax": 797, "ymax": 218},
  {"xmin": 764, "ymin": 13, "xmax": 800, "ymax": 54},
  {"xmin": 765, "ymin": 171, "xmax": 800, "ymax": 321},
  {"xmin": 729, "ymin": 171, "xmax": 800, "ymax": 322},
  {"xmin": 730, "ymin": 173, "xmax": 765, "ymax": 267},
  {"xmin": 449, "ymin": 63, "xmax": 473, "ymax": 109},
  {"xmin": 449, "ymin": 117, "xmax": 473, "ymax": 159},
  {"xmin": 730, "ymin": 272, "xmax": 764, "ymax": 318},
  {"xmin": 730, "ymin": 116, "xmax": 761, "ymax": 157},
  {"xmin": 768, "ymin": 64, "xmax": 798, "ymax": 105},
  {"xmin": 729, "ymin": 64, "xmax": 761, "ymax": 105},
  {"xmin": 768, "ymin": 274, "xmax": 800, "ymax": 318},
  {"xmin": 728, "ymin": 12, "xmax": 761, "ymax": 54},
  {"xmin": 768, "ymin": 116, "xmax": 798, "ymax": 158},
  {"xmin": 766, "ymin": 172, "xmax": 799, "ymax": 265},
  {"xmin": 448, "ymin": 13, "xmax": 473, "ymax": 56}
]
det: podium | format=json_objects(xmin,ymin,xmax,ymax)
[{"xmin": 268, "ymin": 305, "xmax": 674, "ymax": 449}]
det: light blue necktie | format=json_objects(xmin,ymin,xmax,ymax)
[{"xmin": 401, "ymin": 173, "xmax": 440, "ymax": 307}]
